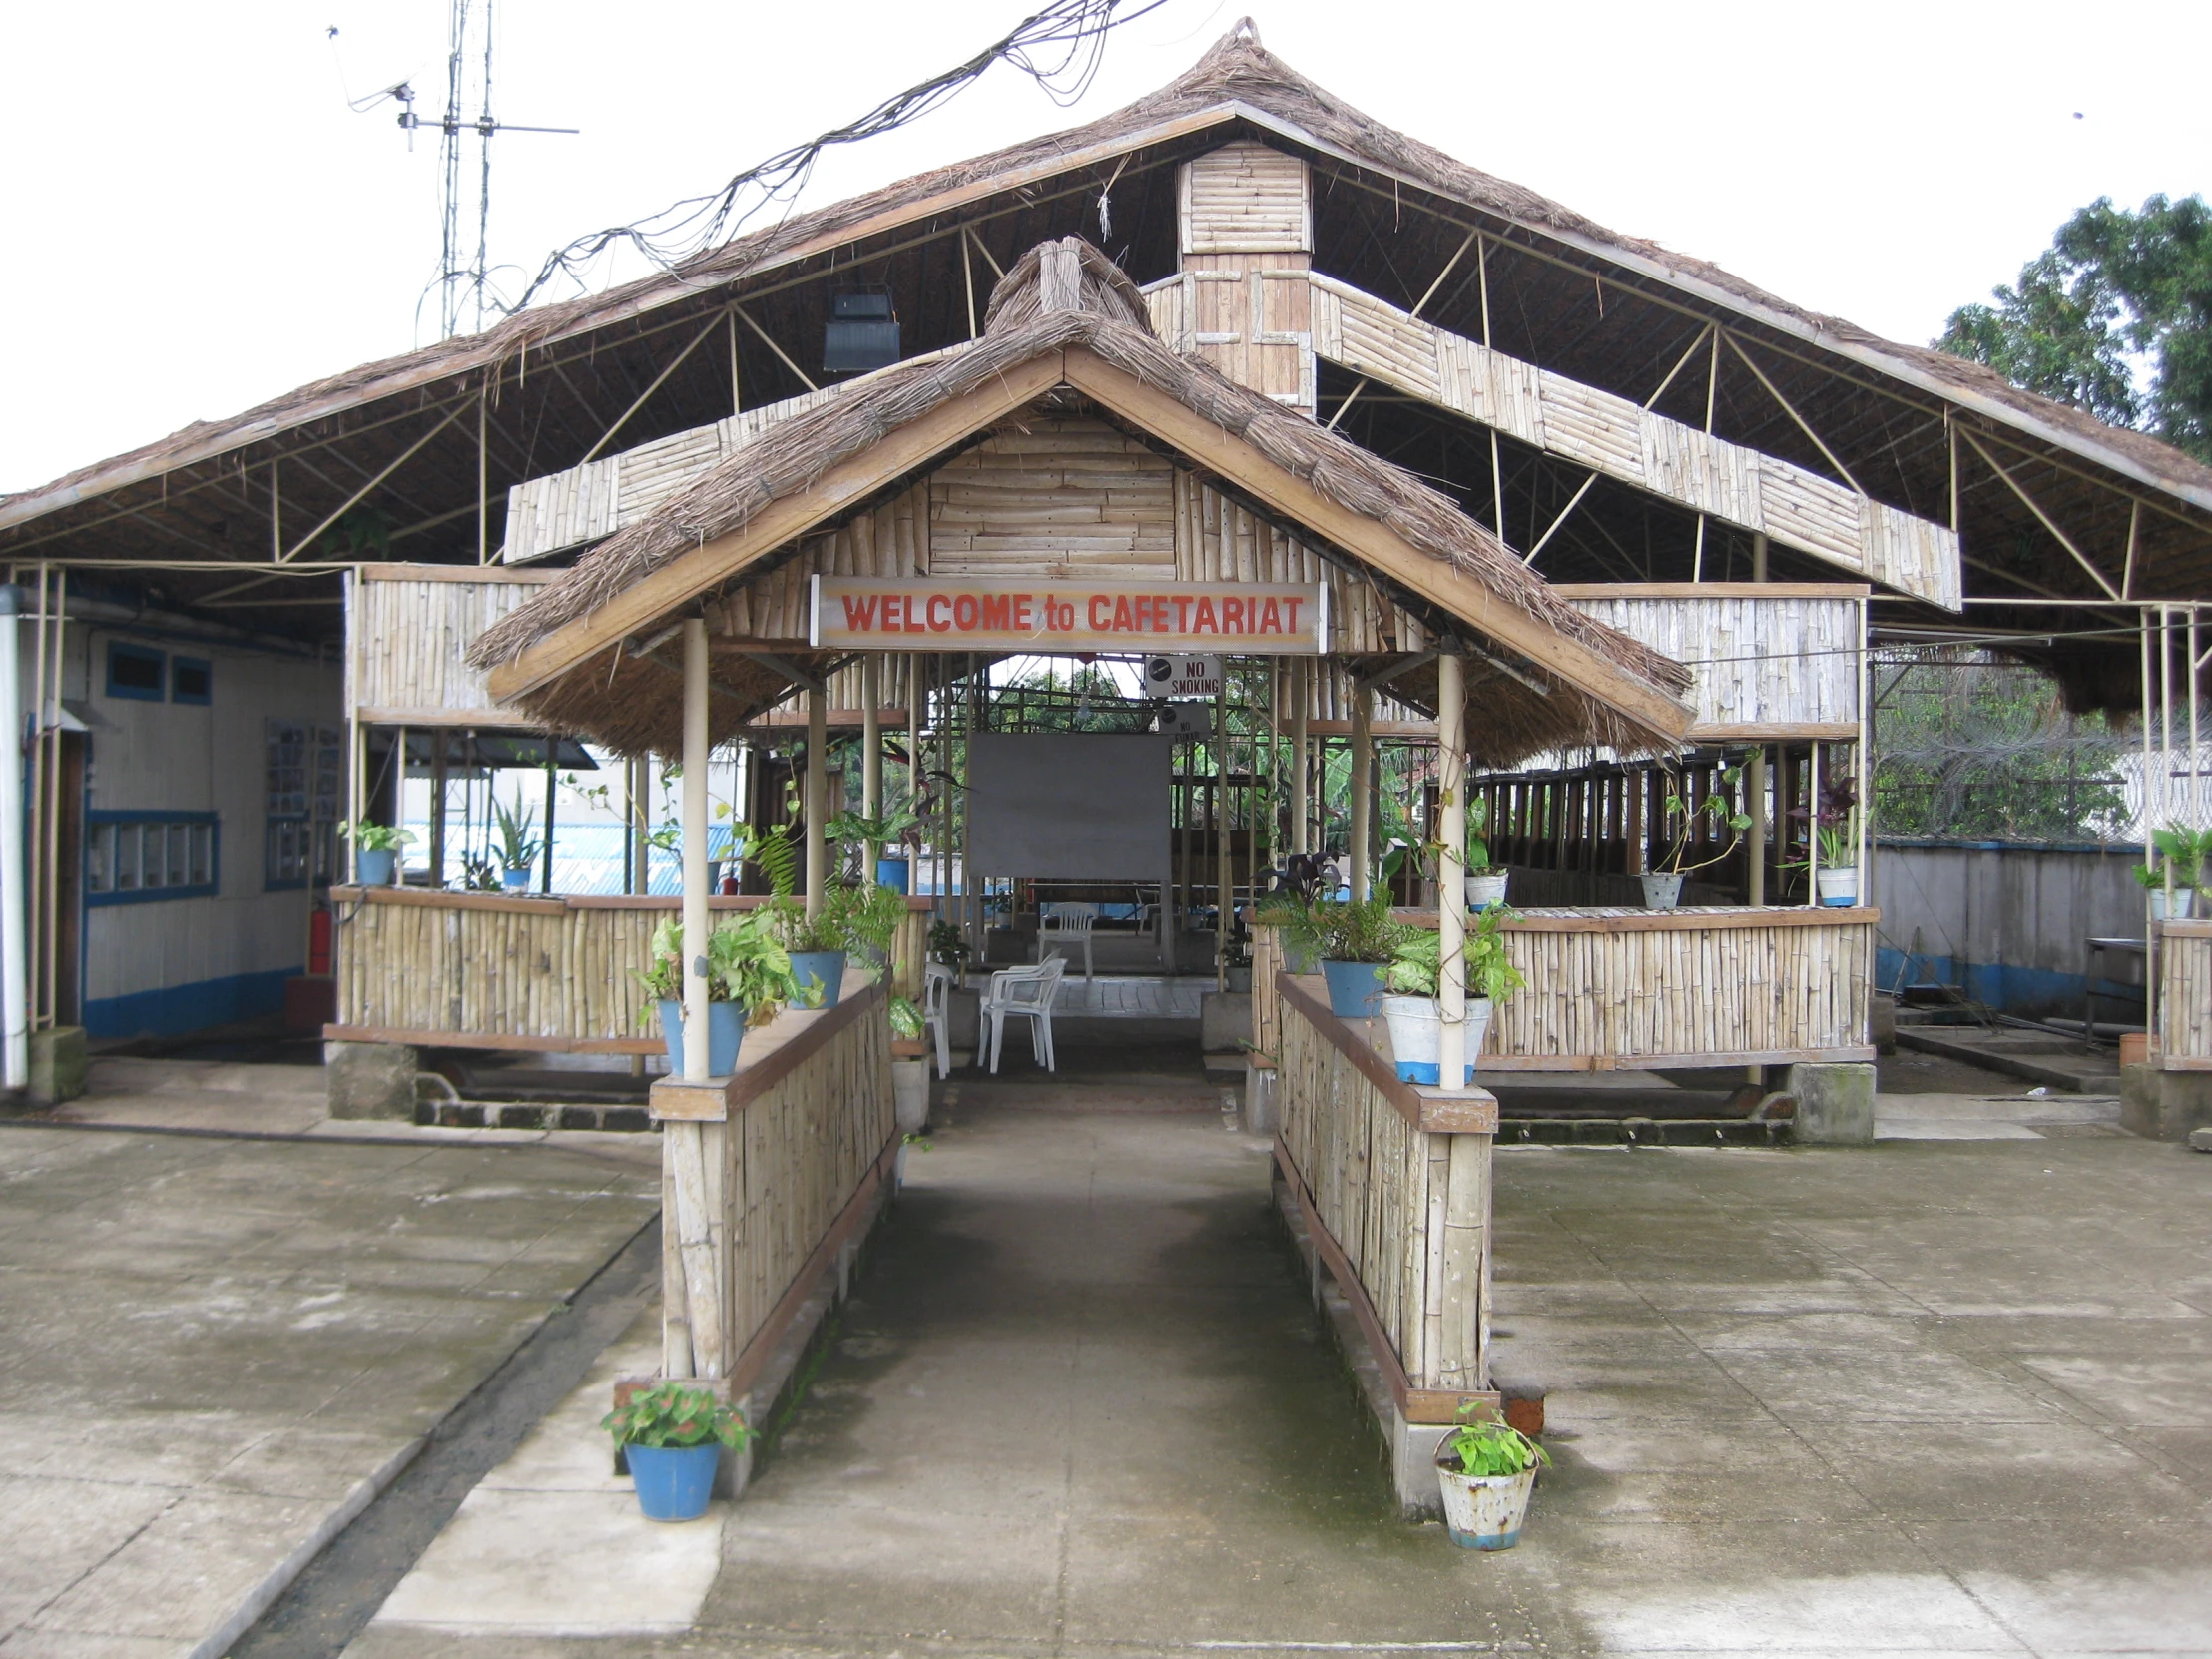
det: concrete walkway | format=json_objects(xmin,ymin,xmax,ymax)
[
  {"xmin": 0, "ymin": 1097, "xmax": 659, "ymax": 1658},
  {"xmin": 349, "ymin": 1090, "xmax": 2212, "ymax": 1658}
]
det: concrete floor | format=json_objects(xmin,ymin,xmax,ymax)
[
  {"xmin": 0, "ymin": 1107, "xmax": 659, "ymax": 1658},
  {"xmin": 348, "ymin": 1085, "xmax": 2212, "ymax": 1659}
]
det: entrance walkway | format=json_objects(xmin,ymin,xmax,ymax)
[{"xmin": 353, "ymin": 1104, "xmax": 2212, "ymax": 1658}]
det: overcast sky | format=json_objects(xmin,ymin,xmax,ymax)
[{"xmin": 4, "ymin": 0, "xmax": 2206, "ymax": 495}]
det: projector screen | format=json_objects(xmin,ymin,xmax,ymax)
[{"xmin": 964, "ymin": 732, "xmax": 1172, "ymax": 880}]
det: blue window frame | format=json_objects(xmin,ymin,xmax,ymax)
[
  {"xmin": 85, "ymin": 811, "xmax": 219, "ymax": 905},
  {"xmin": 106, "ymin": 642, "xmax": 166, "ymax": 701},
  {"xmin": 171, "ymin": 657, "xmax": 212, "ymax": 705}
]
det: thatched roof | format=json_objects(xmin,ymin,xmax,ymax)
[
  {"xmin": 467, "ymin": 236, "xmax": 1692, "ymax": 763},
  {"xmin": 11, "ymin": 22, "xmax": 2211, "ymax": 532}
]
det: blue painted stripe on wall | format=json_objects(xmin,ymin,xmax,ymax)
[
  {"xmin": 1874, "ymin": 949, "xmax": 2146, "ymax": 1018},
  {"xmin": 84, "ymin": 966, "xmax": 300, "ymax": 1040}
]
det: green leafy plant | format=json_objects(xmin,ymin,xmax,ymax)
[
  {"xmin": 1654, "ymin": 763, "xmax": 1753, "ymax": 876},
  {"xmin": 1278, "ymin": 890, "xmax": 1407, "ymax": 967},
  {"xmin": 825, "ymin": 805, "xmax": 922, "ymax": 857},
  {"xmin": 767, "ymin": 880, "xmax": 902, "ymax": 962},
  {"xmin": 1384, "ymin": 907, "xmax": 1526, "ymax": 1004},
  {"xmin": 339, "ymin": 819, "xmax": 415, "ymax": 853},
  {"xmin": 738, "ymin": 822, "xmax": 801, "ymax": 900},
  {"xmin": 492, "ymin": 799, "xmax": 543, "ymax": 873},
  {"xmin": 1439, "ymin": 1409, "xmax": 1549, "ymax": 1479},
  {"xmin": 601, "ymin": 1382, "xmax": 752, "ymax": 1452},
  {"xmin": 928, "ymin": 919, "xmax": 972, "ymax": 971},
  {"xmin": 2132, "ymin": 861, "xmax": 2168, "ymax": 891},
  {"xmin": 2151, "ymin": 824, "xmax": 2212, "ymax": 890},
  {"xmin": 1463, "ymin": 796, "xmax": 1504, "ymax": 877},
  {"xmin": 632, "ymin": 911, "xmax": 818, "ymax": 1026},
  {"xmin": 887, "ymin": 994, "xmax": 925, "ymax": 1041},
  {"xmin": 457, "ymin": 855, "xmax": 502, "ymax": 893}
]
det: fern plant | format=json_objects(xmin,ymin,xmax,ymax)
[{"xmin": 1278, "ymin": 890, "xmax": 1406, "ymax": 966}]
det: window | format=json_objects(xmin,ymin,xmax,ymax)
[
  {"xmin": 266, "ymin": 721, "xmax": 343, "ymax": 889},
  {"xmin": 106, "ymin": 642, "xmax": 165, "ymax": 701},
  {"xmin": 171, "ymin": 657, "xmax": 212, "ymax": 704},
  {"xmin": 85, "ymin": 813, "xmax": 218, "ymax": 905}
]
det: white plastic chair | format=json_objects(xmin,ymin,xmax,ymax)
[
  {"xmin": 921, "ymin": 960, "xmax": 955, "ymax": 1080},
  {"xmin": 1037, "ymin": 902, "xmax": 1098, "ymax": 984},
  {"xmin": 984, "ymin": 956, "xmax": 1066, "ymax": 1073}
]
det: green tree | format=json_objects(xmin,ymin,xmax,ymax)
[{"xmin": 1936, "ymin": 194, "xmax": 2212, "ymax": 462}]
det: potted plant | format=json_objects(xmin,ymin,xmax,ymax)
[
  {"xmin": 887, "ymin": 993, "xmax": 931, "ymax": 1132},
  {"xmin": 1222, "ymin": 935, "xmax": 1253, "ymax": 994},
  {"xmin": 928, "ymin": 919, "xmax": 972, "ymax": 986},
  {"xmin": 1812, "ymin": 822, "xmax": 1860, "ymax": 907},
  {"xmin": 1280, "ymin": 890, "xmax": 1407, "ymax": 1018},
  {"xmin": 340, "ymin": 819, "xmax": 414, "ymax": 886},
  {"xmin": 1643, "ymin": 763, "xmax": 1752, "ymax": 910},
  {"xmin": 771, "ymin": 878, "xmax": 904, "ymax": 1009},
  {"xmin": 1380, "ymin": 905, "xmax": 1526, "ymax": 1085},
  {"xmin": 2143, "ymin": 824, "xmax": 2210, "ymax": 920},
  {"xmin": 634, "ymin": 909, "xmax": 815, "ymax": 1078},
  {"xmin": 492, "ymin": 799, "xmax": 543, "ymax": 893},
  {"xmin": 1462, "ymin": 798, "xmax": 1509, "ymax": 910},
  {"xmin": 1434, "ymin": 1408, "xmax": 1549, "ymax": 1550},
  {"xmin": 601, "ymin": 1382, "xmax": 752, "ymax": 1523},
  {"xmin": 1255, "ymin": 854, "xmax": 1332, "ymax": 974},
  {"xmin": 825, "ymin": 804, "xmax": 923, "ymax": 892}
]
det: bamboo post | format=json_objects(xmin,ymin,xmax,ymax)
[
  {"xmin": 1216, "ymin": 681, "xmax": 1229, "ymax": 990},
  {"xmin": 1293, "ymin": 659, "xmax": 1310, "ymax": 856},
  {"xmin": 806, "ymin": 685, "xmax": 828, "ymax": 920},
  {"xmin": 1437, "ymin": 649, "xmax": 1467, "ymax": 1088},
  {"xmin": 541, "ymin": 735, "xmax": 557, "ymax": 895},
  {"xmin": 1350, "ymin": 686, "xmax": 1373, "ymax": 901},
  {"xmin": 430, "ymin": 736, "xmax": 448, "ymax": 889},
  {"xmin": 862, "ymin": 656, "xmax": 882, "ymax": 879},
  {"xmin": 682, "ymin": 619, "xmax": 712, "ymax": 1082}
]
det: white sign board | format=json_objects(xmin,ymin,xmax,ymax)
[{"xmin": 1144, "ymin": 653, "xmax": 1222, "ymax": 700}]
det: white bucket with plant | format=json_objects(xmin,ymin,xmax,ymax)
[
  {"xmin": 1434, "ymin": 1410, "xmax": 1549, "ymax": 1550},
  {"xmin": 1643, "ymin": 760, "xmax": 1753, "ymax": 909},
  {"xmin": 1460, "ymin": 797, "xmax": 1509, "ymax": 910},
  {"xmin": 1813, "ymin": 825, "xmax": 1859, "ymax": 906},
  {"xmin": 1381, "ymin": 907, "xmax": 1524, "ymax": 1086},
  {"xmin": 2139, "ymin": 825, "xmax": 2209, "ymax": 921},
  {"xmin": 888, "ymin": 994, "xmax": 930, "ymax": 1134}
]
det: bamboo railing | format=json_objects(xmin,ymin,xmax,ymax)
[
  {"xmin": 1275, "ymin": 975, "xmax": 1495, "ymax": 1422},
  {"xmin": 2160, "ymin": 920, "xmax": 2212, "ymax": 1070},
  {"xmin": 328, "ymin": 886, "xmax": 930, "ymax": 1052},
  {"xmin": 649, "ymin": 969, "xmax": 897, "ymax": 1387}
]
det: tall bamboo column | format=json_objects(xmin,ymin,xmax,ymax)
[
  {"xmin": 1292, "ymin": 659, "xmax": 1311, "ymax": 856},
  {"xmin": 681, "ymin": 619, "xmax": 712, "ymax": 1083},
  {"xmin": 806, "ymin": 686, "xmax": 828, "ymax": 920},
  {"xmin": 1350, "ymin": 686, "xmax": 1373, "ymax": 900},
  {"xmin": 862, "ymin": 656, "xmax": 882, "ymax": 875},
  {"xmin": 1437, "ymin": 648, "xmax": 1468, "ymax": 1088}
]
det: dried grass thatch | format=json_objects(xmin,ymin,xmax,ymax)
[
  {"xmin": 12, "ymin": 23, "xmax": 2210, "ymax": 531},
  {"xmin": 470, "ymin": 236, "xmax": 1691, "ymax": 762}
]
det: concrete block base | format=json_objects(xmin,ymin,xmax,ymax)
[
  {"xmin": 2190, "ymin": 1126, "xmax": 2212, "ymax": 1153},
  {"xmin": 1789, "ymin": 1061, "xmax": 1876, "ymax": 1145},
  {"xmin": 1200, "ymin": 990, "xmax": 1252, "ymax": 1055},
  {"xmin": 28, "ymin": 1025, "xmax": 87, "ymax": 1106},
  {"xmin": 2122, "ymin": 1062, "xmax": 2212, "ymax": 1141},
  {"xmin": 1244, "ymin": 1065, "xmax": 1280, "ymax": 1135},
  {"xmin": 326, "ymin": 1039, "xmax": 420, "ymax": 1120}
]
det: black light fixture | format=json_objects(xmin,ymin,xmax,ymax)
[{"xmin": 823, "ymin": 288, "xmax": 900, "ymax": 374}]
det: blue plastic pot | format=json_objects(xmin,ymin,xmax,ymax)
[
  {"xmin": 624, "ymin": 1442, "xmax": 720, "ymax": 1522},
  {"xmin": 1321, "ymin": 960, "xmax": 1388, "ymax": 1018},
  {"xmin": 355, "ymin": 847, "xmax": 397, "ymax": 887},
  {"xmin": 656, "ymin": 1000, "xmax": 746, "ymax": 1077},
  {"xmin": 874, "ymin": 856, "xmax": 911, "ymax": 893},
  {"xmin": 789, "ymin": 950, "xmax": 847, "ymax": 1008},
  {"xmin": 500, "ymin": 866, "xmax": 534, "ymax": 893}
]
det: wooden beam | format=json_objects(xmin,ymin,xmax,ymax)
[
  {"xmin": 486, "ymin": 354, "xmax": 1065, "ymax": 703},
  {"xmin": 1060, "ymin": 351, "xmax": 1693, "ymax": 741}
]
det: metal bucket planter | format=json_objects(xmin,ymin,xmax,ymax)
[
  {"xmin": 656, "ymin": 1000, "xmax": 746, "ymax": 1077},
  {"xmin": 891, "ymin": 1057, "xmax": 930, "ymax": 1134},
  {"xmin": 2150, "ymin": 888, "xmax": 2198, "ymax": 921},
  {"xmin": 1321, "ymin": 960, "xmax": 1388, "ymax": 1018},
  {"xmin": 1225, "ymin": 965, "xmax": 1253, "ymax": 993},
  {"xmin": 1640, "ymin": 872, "xmax": 1685, "ymax": 910},
  {"xmin": 625, "ymin": 1443, "xmax": 720, "ymax": 1522},
  {"xmin": 1380, "ymin": 995, "xmax": 1492, "ymax": 1086},
  {"xmin": 1435, "ymin": 1459, "xmax": 1537, "ymax": 1550},
  {"xmin": 789, "ymin": 951, "xmax": 847, "ymax": 1008},
  {"xmin": 1816, "ymin": 867, "xmax": 1859, "ymax": 907},
  {"xmin": 356, "ymin": 848, "xmax": 397, "ymax": 886},
  {"xmin": 1463, "ymin": 872, "xmax": 1508, "ymax": 911}
]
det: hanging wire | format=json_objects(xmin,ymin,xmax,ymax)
[{"xmin": 500, "ymin": 0, "xmax": 1172, "ymax": 316}]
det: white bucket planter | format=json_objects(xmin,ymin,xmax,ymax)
[
  {"xmin": 2150, "ymin": 887, "xmax": 2198, "ymax": 921},
  {"xmin": 1816, "ymin": 867, "xmax": 1860, "ymax": 907},
  {"xmin": 891, "ymin": 1058, "xmax": 930, "ymax": 1135},
  {"xmin": 1381, "ymin": 994, "xmax": 1492, "ymax": 1086},
  {"xmin": 1463, "ymin": 872, "xmax": 1508, "ymax": 911},
  {"xmin": 1640, "ymin": 872, "xmax": 1685, "ymax": 910},
  {"xmin": 1435, "ymin": 1460, "xmax": 1537, "ymax": 1550}
]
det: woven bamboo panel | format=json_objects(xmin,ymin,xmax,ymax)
[
  {"xmin": 1559, "ymin": 592, "xmax": 1861, "ymax": 729},
  {"xmin": 334, "ymin": 891, "xmax": 929, "ymax": 1044},
  {"xmin": 1176, "ymin": 255, "xmax": 1315, "ymax": 412},
  {"xmin": 1307, "ymin": 273, "xmax": 1960, "ymax": 607},
  {"xmin": 1278, "ymin": 990, "xmax": 1485, "ymax": 1390},
  {"xmin": 1251, "ymin": 921, "xmax": 1283, "ymax": 1058},
  {"xmin": 1179, "ymin": 140, "xmax": 1311, "ymax": 254},
  {"xmin": 351, "ymin": 569, "xmax": 549, "ymax": 717},
  {"xmin": 2161, "ymin": 926, "xmax": 2211, "ymax": 1063},
  {"xmin": 928, "ymin": 416, "xmax": 1175, "ymax": 576}
]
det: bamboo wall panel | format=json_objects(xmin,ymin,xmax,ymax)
[
  {"xmin": 1307, "ymin": 274, "xmax": 1962, "ymax": 610},
  {"xmin": 351, "ymin": 568, "xmax": 549, "ymax": 719},
  {"xmin": 1556, "ymin": 591, "xmax": 1862, "ymax": 730},
  {"xmin": 1179, "ymin": 140, "xmax": 1312, "ymax": 254},
  {"xmin": 2161, "ymin": 923, "xmax": 2211, "ymax": 1065},
  {"xmin": 1277, "ymin": 989, "xmax": 1487, "ymax": 1392},
  {"xmin": 928, "ymin": 417, "xmax": 1176, "ymax": 575},
  {"xmin": 658, "ymin": 976, "xmax": 895, "ymax": 1383},
  {"xmin": 1251, "ymin": 920, "xmax": 1283, "ymax": 1059},
  {"xmin": 1170, "ymin": 255, "xmax": 1315, "ymax": 413},
  {"xmin": 332, "ymin": 890, "xmax": 929, "ymax": 1045}
]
